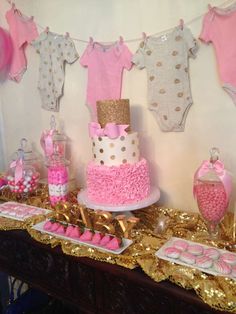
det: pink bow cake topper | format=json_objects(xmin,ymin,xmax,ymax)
[
  {"xmin": 89, "ymin": 122, "xmax": 129, "ymax": 139},
  {"xmin": 193, "ymin": 159, "xmax": 232, "ymax": 203}
]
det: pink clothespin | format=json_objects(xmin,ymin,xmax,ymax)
[
  {"xmin": 142, "ymin": 32, "xmax": 147, "ymax": 40},
  {"xmin": 119, "ymin": 36, "xmax": 124, "ymax": 44},
  {"xmin": 179, "ymin": 19, "xmax": 184, "ymax": 30},
  {"xmin": 208, "ymin": 4, "xmax": 212, "ymax": 10}
]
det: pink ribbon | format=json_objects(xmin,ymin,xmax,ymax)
[
  {"xmin": 10, "ymin": 158, "xmax": 23, "ymax": 184},
  {"xmin": 89, "ymin": 122, "xmax": 129, "ymax": 139},
  {"xmin": 40, "ymin": 129, "xmax": 55, "ymax": 156},
  {"xmin": 193, "ymin": 160, "xmax": 232, "ymax": 202}
]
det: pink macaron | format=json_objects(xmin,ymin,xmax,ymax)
[
  {"xmin": 173, "ymin": 239, "xmax": 188, "ymax": 251},
  {"xmin": 164, "ymin": 247, "xmax": 181, "ymax": 259},
  {"xmin": 188, "ymin": 244, "xmax": 203, "ymax": 256},
  {"xmin": 220, "ymin": 253, "xmax": 236, "ymax": 265},
  {"xmin": 195, "ymin": 255, "xmax": 213, "ymax": 269},
  {"xmin": 204, "ymin": 248, "xmax": 220, "ymax": 260},
  {"xmin": 213, "ymin": 260, "xmax": 231, "ymax": 275},
  {"xmin": 179, "ymin": 251, "xmax": 196, "ymax": 264}
]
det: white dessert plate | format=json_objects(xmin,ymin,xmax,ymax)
[
  {"xmin": 0, "ymin": 201, "xmax": 51, "ymax": 222},
  {"xmin": 156, "ymin": 237, "xmax": 236, "ymax": 279},
  {"xmin": 32, "ymin": 220, "xmax": 133, "ymax": 255},
  {"xmin": 77, "ymin": 186, "xmax": 160, "ymax": 212}
]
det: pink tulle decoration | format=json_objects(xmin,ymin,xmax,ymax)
[{"xmin": 0, "ymin": 27, "xmax": 13, "ymax": 81}]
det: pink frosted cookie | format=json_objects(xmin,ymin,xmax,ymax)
[
  {"xmin": 34, "ymin": 209, "xmax": 44, "ymax": 215},
  {"xmin": 188, "ymin": 244, "xmax": 203, "ymax": 256},
  {"xmin": 8, "ymin": 210, "xmax": 17, "ymax": 216},
  {"xmin": 91, "ymin": 232, "xmax": 103, "ymax": 245},
  {"xmin": 204, "ymin": 248, "xmax": 220, "ymax": 260},
  {"xmin": 179, "ymin": 252, "xmax": 196, "ymax": 264},
  {"xmin": 213, "ymin": 260, "xmax": 231, "ymax": 275},
  {"xmin": 43, "ymin": 220, "xmax": 53, "ymax": 231},
  {"xmin": 16, "ymin": 212, "xmax": 27, "ymax": 218},
  {"xmin": 164, "ymin": 247, "xmax": 181, "ymax": 259},
  {"xmin": 27, "ymin": 208, "xmax": 37, "ymax": 214},
  {"xmin": 173, "ymin": 239, "xmax": 188, "ymax": 251},
  {"xmin": 231, "ymin": 265, "xmax": 236, "ymax": 277},
  {"xmin": 195, "ymin": 256, "xmax": 213, "ymax": 269},
  {"xmin": 100, "ymin": 235, "xmax": 111, "ymax": 246},
  {"xmin": 80, "ymin": 230, "xmax": 93, "ymax": 241},
  {"xmin": 220, "ymin": 253, "xmax": 236, "ymax": 265},
  {"xmin": 106, "ymin": 237, "xmax": 121, "ymax": 251}
]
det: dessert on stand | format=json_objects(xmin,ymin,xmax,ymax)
[{"xmin": 78, "ymin": 99, "xmax": 160, "ymax": 212}]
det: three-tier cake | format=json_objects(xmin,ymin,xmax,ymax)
[{"xmin": 85, "ymin": 99, "xmax": 151, "ymax": 206}]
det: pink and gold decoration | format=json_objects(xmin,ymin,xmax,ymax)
[
  {"xmin": 0, "ymin": 185, "xmax": 236, "ymax": 312},
  {"xmin": 193, "ymin": 148, "xmax": 232, "ymax": 237}
]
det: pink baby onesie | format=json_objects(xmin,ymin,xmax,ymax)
[
  {"xmin": 200, "ymin": 3, "xmax": 236, "ymax": 103},
  {"xmin": 80, "ymin": 40, "xmax": 133, "ymax": 119},
  {"xmin": 6, "ymin": 6, "xmax": 38, "ymax": 82}
]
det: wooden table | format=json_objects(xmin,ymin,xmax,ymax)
[{"xmin": 0, "ymin": 229, "xmax": 231, "ymax": 314}]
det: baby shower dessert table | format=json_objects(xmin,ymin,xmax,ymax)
[{"xmin": 0, "ymin": 228, "xmax": 230, "ymax": 314}]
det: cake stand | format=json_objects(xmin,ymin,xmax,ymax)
[{"xmin": 77, "ymin": 186, "xmax": 160, "ymax": 214}]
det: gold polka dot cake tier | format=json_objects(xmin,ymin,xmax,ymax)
[
  {"xmin": 92, "ymin": 132, "xmax": 140, "ymax": 166},
  {"xmin": 97, "ymin": 99, "xmax": 131, "ymax": 131}
]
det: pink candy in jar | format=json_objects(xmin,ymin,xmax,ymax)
[
  {"xmin": 195, "ymin": 181, "xmax": 228, "ymax": 223},
  {"xmin": 47, "ymin": 164, "xmax": 69, "ymax": 206},
  {"xmin": 6, "ymin": 148, "xmax": 40, "ymax": 195},
  {"xmin": 193, "ymin": 148, "xmax": 232, "ymax": 236},
  {"xmin": 7, "ymin": 168, "xmax": 40, "ymax": 195}
]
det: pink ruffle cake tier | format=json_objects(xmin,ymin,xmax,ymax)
[{"xmin": 86, "ymin": 158, "xmax": 150, "ymax": 205}]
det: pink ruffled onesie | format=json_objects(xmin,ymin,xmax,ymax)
[
  {"xmin": 6, "ymin": 7, "xmax": 38, "ymax": 82},
  {"xmin": 200, "ymin": 3, "xmax": 236, "ymax": 103}
]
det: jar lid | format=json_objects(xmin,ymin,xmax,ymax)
[{"xmin": 20, "ymin": 138, "xmax": 38, "ymax": 162}]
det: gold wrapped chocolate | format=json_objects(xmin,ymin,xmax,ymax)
[{"xmin": 97, "ymin": 99, "xmax": 130, "ymax": 131}]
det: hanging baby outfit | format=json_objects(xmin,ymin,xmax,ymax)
[
  {"xmin": 32, "ymin": 32, "xmax": 79, "ymax": 112},
  {"xmin": 133, "ymin": 26, "xmax": 198, "ymax": 132},
  {"xmin": 6, "ymin": 6, "xmax": 38, "ymax": 82},
  {"xmin": 80, "ymin": 39, "xmax": 133, "ymax": 120},
  {"xmin": 200, "ymin": 3, "xmax": 236, "ymax": 104}
]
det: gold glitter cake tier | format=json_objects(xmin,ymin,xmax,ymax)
[{"xmin": 97, "ymin": 99, "xmax": 131, "ymax": 131}]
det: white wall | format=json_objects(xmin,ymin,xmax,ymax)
[{"xmin": 0, "ymin": 0, "xmax": 235, "ymax": 212}]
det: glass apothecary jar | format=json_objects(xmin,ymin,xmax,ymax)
[
  {"xmin": 40, "ymin": 115, "xmax": 67, "ymax": 160},
  {"xmin": 6, "ymin": 148, "xmax": 40, "ymax": 196},
  {"xmin": 46, "ymin": 152, "xmax": 69, "ymax": 206},
  {"xmin": 193, "ymin": 148, "xmax": 232, "ymax": 237}
]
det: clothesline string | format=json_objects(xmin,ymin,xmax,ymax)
[{"xmin": 2, "ymin": 0, "xmax": 235, "ymax": 44}]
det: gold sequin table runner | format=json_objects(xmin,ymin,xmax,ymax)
[{"xmin": 0, "ymin": 187, "xmax": 236, "ymax": 312}]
